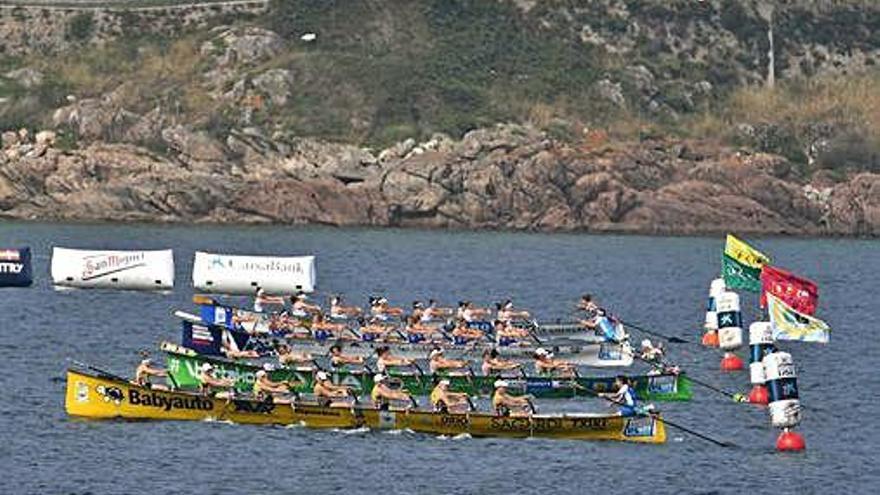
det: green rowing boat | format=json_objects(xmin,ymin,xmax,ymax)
[{"xmin": 163, "ymin": 343, "xmax": 691, "ymax": 401}]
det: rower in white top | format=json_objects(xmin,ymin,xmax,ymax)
[{"xmin": 329, "ymin": 295, "xmax": 362, "ymax": 319}]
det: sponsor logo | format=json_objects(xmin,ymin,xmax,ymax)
[
  {"xmin": 623, "ymin": 416, "xmax": 655, "ymax": 437},
  {"xmin": 439, "ymin": 414, "xmax": 469, "ymax": 428},
  {"xmin": 571, "ymin": 417, "xmax": 609, "ymax": 430},
  {"xmin": 76, "ymin": 381, "xmax": 89, "ymax": 403},
  {"xmin": 598, "ymin": 343, "xmax": 622, "ymax": 360},
  {"xmin": 82, "ymin": 252, "xmax": 146, "ymax": 281},
  {"xmin": 378, "ymin": 411, "xmax": 396, "ymax": 429},
  {"xmin": 0, "ymin": 250, "xmax": 21, "ymax": 261},
  {"xmin": 207, "ymin": 256, "xmax": 307, "ymax": 275},
  {"xmin": 128, "ymin": 390, "xmax": 214, "ymax": 411},
  {"xmin": 96, "ymin": 385, "xmax": 125, "ymax": 405},
  {"xmin": 233, "ymin": 400, "xmax": 275, "ymax": 414},
  {"xmin": 647, "ymin": 375, "xmax": 677, "ymax": 394},
  {"xmin": 0, "ymin": 262, "xmax": 23, "ymax": 274}
]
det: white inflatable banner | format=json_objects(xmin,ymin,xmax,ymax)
[
  {"xmin": 192, "ymin": 252, "xmax": 316, "ymax": 295},
  {"xmin": 51, "ymin": 247, "xmax": 175, "ymax": 290}
]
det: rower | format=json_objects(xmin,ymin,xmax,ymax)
[
  {"xmin": 428, "ymin": 347, "xmax": 469, "ymax": 375},
  {"xmin": 290, "ymin": 291, "xmax": 322, "ymax": 318},
  {"xmin": 133, "ymin": 354, "xmax": 168, "ymax": 389},
  {"xmin": 276, "ymin": 343, "xmax": 314, "ymax": 368},
  {"xmin": 360, "ymin": 318, "xmax": 392, "ymax": 342},
  {"xmin": 404, "ymin": 315, "xmax": 435, "ymax": 344},
  {"xmin": 254, "ymin": 287, "xmax": 284, "ymax": 313},
  {"xmin": 534, "ymin": 348, "xmax": 576, "ymax": 377},
  {"xmin": 492, "ymin": 380, "xmax": 532, "ymax": 417},
  {"xmin": 370, "ymin": 296, "xmax": 404, "ymax": 321},
  {"xmin": 376, "ymin": 346, "xmax": 414, "ymax": 374},
  {"xmin": 600, "ymin": 376, "xmax": 640, "ymax": 417},
  {"xmin": 481, "ymin": 348, "xmax": 521, "ymax": 376},
  {"xmin": 253, "ymin": 369, "xmax": 291, "ymax": 403},
  {"xmin": 370, "ymin": 374, "xmax": 413, "ymax": 410},
  {"xmin": 496, "ymin": 299, "xmax": 530, "ymax": 324},
  {"xmin": 423, "ymin": 299, "xmax": 453, "ymax": 322},
  {"xmin": 577, "ymin": 294, "xmax": 599, "ymax": 316},
  {"xmin": 330, "ymin": 295, "xmax": 362, "ymax": 319},
  {"xmin": 329, "ymin": 344, "xmax": 365, "ymax": 369},
  {"xmin": 460, "ymin": 301, "xmax": 490, "ymax": 323},
  {"xmin": 451, "ymin": 318, "xmax": 483, "ymax": 344},
  {"xmin": 640, "ymin": 339, "xmax": 665, "ymax": 363},
  {"xmin": 196, "ymin": 363, "xmax": 235, "ymax": 397},
  {"xmin": 494, "ymin": 320, "xmax": 530, "ymax": 346},
  {"xmin": 310, "ymin": 312, "xmax": 346, "ymax": 341},
  {"xmin": 313, "ymin": 370, "xmax": 354, "ymax": 407},
  {"xmin": 429, "ymin": 379, "xmax": 469, "ymax": 413},
  {"xmin": 596, "ymin": 312, "xmax": 627, "ymax": 342}
]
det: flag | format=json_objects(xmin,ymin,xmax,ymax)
[
  {"xmin": 724, "ymin": 234, "xmax": 770, "ymax": 269},
  {"xmin": 767, "ymin": 293, "xmax": 830, "ymax": 343},
  {"xmin": 760, "ymin": 265, "xmax": 819, "ymax": 315},
  {"xmin": 722, "ymin": 253, "xmax": 762, "ymax": 292}
]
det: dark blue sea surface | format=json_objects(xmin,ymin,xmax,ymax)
[{"xmin": 1, "ymin": 222, "xmax": 877, "ymax": 494}]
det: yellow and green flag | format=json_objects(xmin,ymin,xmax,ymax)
[
  {"xmin": 722, "ymin": 234, "xmax": 770, "ymax": 293},
  {"xmin": 767, "ymin": 293, "xmax": 830, "ymax": 343}
]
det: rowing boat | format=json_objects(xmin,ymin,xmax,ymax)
[
  {"xmin": 180, "ymin": 317, "xmax": 635, "ymax": 368},
  {"xmin": 162, "ymin": 343, "xmax": 692, "ymax": 401},
  {"xmin": 64, "ymin": 367, "xmax": 666, "ymax": 443},
  {"xmin": 195, "ymin": 300, "xmax": 610, "ymax": 343}
]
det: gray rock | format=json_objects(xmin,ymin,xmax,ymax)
[{"xmin": 252, "ymin": 69, "xmax": 294, "ymax": 107}]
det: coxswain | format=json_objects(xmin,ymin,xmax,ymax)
[
  {"xmin": 276, "ymin": 343, "xmax": 315, "ymax": 368},
  {"xmin": 496, "ymin": 300, "xmax": 531, "ymax": 323},
  {"xmin": 329, "ymin": 344, "xmax": 365, "ymax": 369},
  {"xmin": 330, "ymin": 295, "xmax": 362, "ymax": 319},
  {"xmin": 494, "ymin": 320, "xmax": 530, "ymax": 346},
  {"xmin": 451, "ymin": 319, "xmax": 483, "ymax": 344},
  {"xmin": 370, "ymin": 374, "xmax": 413, "ymax": 410},
  {"xmin": 534, "ymin": 348, "xmax": 576, "ymax": 377},
  {"xmin": 313, "ymin": 371, "xmax": 354, "ymax": 407},
  {"xmin": 133, "ymin": 354, "xmax": 168, "ymax": 389},
  {"xmin": 428, "ymin": 347, "xmax": 469, "ymax": 375},
  {"xmin": 599, "ymin": 376, "xmax": 640, "ymax": 417},
  {"xmin": 480, "ymin": 348, "xmax": 521, "ymax": 376},
  {"xmin": 429, "ymin": 379, "xmax": 469, "ymax": 413},
  {"xmin": 253, "ymin": 369, "xmax": 291, "ymax": 403},
  {"xmin": 196, "ymin": 363, "xmax": 235, "ymax": 397},
  {"xmin": 376, "ymin": 346, "xmax": 414, "ymax": 374},
  {"xmin": 290, "ymin": 292, "xmax": 322, "ymax": 318},
  {"xmin": 492, "ymin": 380, "xmax": 532, "ymax": 417}
]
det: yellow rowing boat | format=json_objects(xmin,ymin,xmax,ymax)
[{"xmin": 64, "ymin": 368, "xmax": 666, "ymax": 443}]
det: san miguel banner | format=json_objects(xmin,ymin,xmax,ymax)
[
  {"xmin": 51, "ymin": 247, "xmax": 175, "ymax": 290},
  {"xmin": 0, "ymin": 247, "xmax": 33, "ymax": 287},
  {"xmin": 760, "ymin": 265, "xmax": 819, "ymax": 315},
  {"xmin": 722, "ymin": 234, "xmax": 770, "ymax": 293}
]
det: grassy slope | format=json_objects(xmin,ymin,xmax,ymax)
[{"xmin": 0, "ymin": 0, "xmax": 878, "ymax": 175}]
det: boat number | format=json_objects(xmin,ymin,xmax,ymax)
[
  {"xmin": 440, "ymin": 414, "xmax": 469, "ymax": 428},
  {"xmin": 233, "ymin": 400, "xmax": 275, "ymax": 414}
]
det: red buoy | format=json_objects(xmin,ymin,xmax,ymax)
[
  {"xmin": 720, "ymin": 352, "xmax": 744, "ymax": 371},
  {"xmin": 701, "ymin": 331, "xmax": 719, "ymax": 347},
  {"xmin": 747, "ymin": 384, "xmax": 769, "ymax": 405},
  {"xmin": 776, "ymin": 430, "xmax": 806, "ymax": 452}
]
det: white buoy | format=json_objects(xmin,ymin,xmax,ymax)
[{"xmin": 716, "ymin": 291, "xmax": 744, "ymax": 371}]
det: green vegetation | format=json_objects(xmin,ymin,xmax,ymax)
[{"xmin": 66, "ymin": 12, "xmax": 95, "ymax": 42}]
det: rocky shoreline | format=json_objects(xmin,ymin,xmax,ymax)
[{"xmin": 2, "ymin": 123, "xmax": 877, "ymax": 237}]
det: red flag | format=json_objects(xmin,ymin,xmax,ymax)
[{"xmin": 760, "ymin": 265, "xmax": 819, "ymax": 315}]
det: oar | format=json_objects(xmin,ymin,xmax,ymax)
[
  {"xmin": 71, "ymin": 360, "xmax": 129, "ymax": 383},
  {"xmin": 582, "ymin": 381, "xmax": 736, "ymax": 448},
  {"xmin": 632, "ymin": 354, "xmax": 743, "ymax": 402},
  {"xmin": 621, "ymin": 319, "xmax": 690, "ymax": 344}
]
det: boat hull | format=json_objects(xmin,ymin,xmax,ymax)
[
  {"xmin": 163, "ymin": 345, "xmax": 691, "ymax": 401},
  {"xmin": 65, "ymin": 368, "xmax": 666, "ymax": 443}
]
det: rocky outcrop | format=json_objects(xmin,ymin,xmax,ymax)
[{"xmin": 1, "ymin": 123, "xmax": 877, "ymax": 236}]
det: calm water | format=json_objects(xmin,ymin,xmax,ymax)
[{"xmin": 1, "ymin": 222, "xmax": 877, "ymax": 494}]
